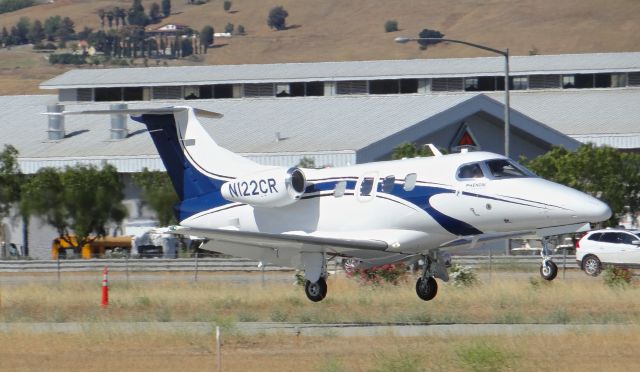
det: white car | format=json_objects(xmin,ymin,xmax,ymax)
[{"xmin": 576, "ymin": 229, "xmax": 640, "ymax": 276}]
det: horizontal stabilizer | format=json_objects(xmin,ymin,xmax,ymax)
[{"xmin": 43, "ymin": 106, "xmax": 223, "ymax": 119}]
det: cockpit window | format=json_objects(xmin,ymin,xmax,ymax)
[
  {"xmin": 485, "ymin": 159, "xmax": 532, "ymax": 178},
  {"xmin": 457, "ymin": 163, "xmax": 485, "ymax": 179}
]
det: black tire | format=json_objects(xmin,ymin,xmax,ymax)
[
  {"xmin": 415, "ymin": 276, "xmax": 438, "ymax": 301},
  {"xmin": 540, "ymin": 260, "xmax": 558, "ymax": 281},
  {"xmin": 582, "ymin": 255, "xmax": 602, "ymax": 277},
  {"xmin": 304, "ymin": 278, "xmax": 327, "ymax": 302}
]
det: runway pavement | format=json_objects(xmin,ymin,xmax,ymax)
[{"xmin": 0, "ymin": 321, "xmax": 634, "ymax": 337}]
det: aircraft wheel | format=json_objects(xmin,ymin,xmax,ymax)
[
  {"xmin": 304, "ymin": 278, "xmax": 327, "ymax": 302},
  {"xmin": 540, "ymin": 260, "xmax": 558, "ymax": 281},
  {"xmin": 415, "ymin": 276, "xmax": 438, "ymax": 301}
]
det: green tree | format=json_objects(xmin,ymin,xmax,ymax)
[
  {"xmin": 417, "ymin": 28, "xmax": 444, "ymax": 49},
  {"xmin": 522, "ymin": 144, "xmax": 640, "ymax": 225},
  {"xmin": 128, "ymin": 0, "xmax": 149, "ymax": 26},
  {"xmin": 384, "ymin": 20, "xmax": 398, "ymax": 33},
  {"xmin": 43, "ymin": 15, "xmax": 61, "ymax": 41},
  {"xmin": 15, "ymin": 16, "xmax": 30, "ymax": 44},
  {"xmin": 161, "ymin": 0, "xmax": 171, "ymax": 17},
  {"xmin": 267, "ymin": 6, "xmax": 288, "ymax": 31},
  {"xmin": 133, "ymin": 169, "xmax": 178, "ymax": 226},
  {"xmin": 28, "ymin": 19, "xmax": 45, "ymax": 44},
  {"xmin": 200, "ymin": 25, "xmax": 213, "ymax": 46},
  {"xmin": 224, "ymin": 22, "xmax": 234, "ymax": 34},
  {"xmin": 58, "ymin": 17, "xmax": 75, "ymax": 40},
  {"xmin": 237, "ymin": 24, "xmax": 245, "ymax": 35},
  {"xmin": 391, "ymin": 142, "xmax": 433, "ymax": 160},
  {"xmin": 0, "ymin": 145, "xmax": 21, "ymax": 221},
  {"xmin": 223, "ymin": 0, "xmax": 231, "ymax": 12},
  {"xmin": 149, "ymin": 2, "xmax": 162, "ymax": 23},
  {"xmin": 21, "ymin": 164, "xmax": 127, "ymax": 252},
  {"xmin": 180, "ymin": 37, "xmax": 193, "ymax": 57},
  {"xmin": 297, "ymin": 156, "xmax": 316, "ymax": 168}
]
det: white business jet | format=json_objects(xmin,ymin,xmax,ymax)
[{"xmin": 60, "ymin": 106, "xmax": 611, "ymax": 302}]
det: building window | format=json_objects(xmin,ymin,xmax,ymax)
[
  {"xmin": 529, "ymin": 75, "xmax": 561, "ymax": 89},
  {"xmin": 95, "ymin": 88, "xmax": 123, "ymax": 102},
  {"xmin": 244, "ymin": 83, "xmax": 274, "ymax": 97},
  {"xmin": 369, "ymin": 79, "xmax": 399, "ymax": 94},
  {"xmin": 629, "ymin": 72, "xmax": 640, "ymax": 87},
  {"xmin": 290, "ymin": 83, "xmax": 305, "ymax": 97},
  {"xmin": 564, "ymin": 74, "xmax": 594, "ymax": 89},
  {"xmin": 213, "ymin": 84, "xmax": 234, "ymax": 98},
  {"xmin": 337, "ymin": 80, "xmax": 368, "ymax": 95},
  {"xmin": 77, "ymin": 88, "xmax": 92, "ymax": 102},
  {"xmin": 198, "ymin": 85, "xmax": 213, "ymax": 99},
  {"xmin": 432, "ymin": 78, "xmax": 464, "ymax": 92},
  {"xmin": 399, "ymin": 79, "xmax": 418, "ymax": 93},
  {"xmin": 611, "ymin": 73, "xmax": 628, "ymax": 87},
  {"xmin": 123, "ymin": 87, "xmax": 143, "ymax": 101},
  {"xmin": 152, "ymin": 86, "xmax": 182, "ymax": 100},
  {"xmin": 275, "ymin": 83, "xmax": 291, "ymax": 97},
  {"xmin": 511, "ymin": 77, "xmax": 528, "ymax": 90},
  {"xmin": 305, "ymin": 81, "xmax": 324, "ymax": 96}
]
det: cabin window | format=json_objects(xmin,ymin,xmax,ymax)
[
  {"xmin": 457, "ymin": 163, "xmax": 484, "ymax": 179},
  {"xmin": 403, "ymin": 173, "xmax": 417, "ymax": 191},
  {"xmin": 381, "ymin": 175, "xmax": 395, "ymax": 193},
  {"xmin": 333, "ymin": 181, "xmax": 346, "ymax": 198},
  {"xmin": 360, "ymin": 177, "xmax": 374, "ymax": 196},
  {"xmin": 485, "ymin": 159, "xmax": 532, "ymax": 178}
]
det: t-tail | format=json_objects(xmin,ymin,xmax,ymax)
[{"xmin": 50, "ymin": 106, "xmax": 307, "ymax": 222}]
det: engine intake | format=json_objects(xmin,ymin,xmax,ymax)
[{"xmin": 221, "ymin": 167, "xmax": 306, "ymax": 207}]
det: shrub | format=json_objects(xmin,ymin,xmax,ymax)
[
  {"xmin": 237, "ymin": 24, "xmax": 245, "ymax": 35},
  {"xmin": 449, "ymin": 264, "xmax": 478, "ymax": 287},
  {"xmin": 384, "ymin": 20, "xmax": 398, "ymax": 33},
  {"xmin": 267, "ymin": 6, "xmax": 288, "ymax": 31},
  {"xmin": 603, "ymin": 265, "xmax": 632, "ymax": 288},
  {"xmin": 346, "ymin": 263, "xmax": 408, "ymax": 286},
  {"xmin": 225, "ymin": 22, "xmax": 234, "ymax": 34},
  {"xmin": 417, "ymin": 28, "xmax": 444, "ymax": 49}
]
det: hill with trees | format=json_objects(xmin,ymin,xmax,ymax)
[{"xmin": 0, "ymin": 0, "xmax": 639, "ymax": 95}]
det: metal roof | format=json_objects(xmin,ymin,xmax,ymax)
[
  {"xmin": 40, "ymin": 52, "xmax": 640, "ymax": 89},
  {"xmin": 2, "ymin": 90, "xmax": 638, "ymax": 173}
]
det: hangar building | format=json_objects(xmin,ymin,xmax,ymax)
[{"xmin": 1, "ymin": 52, "xmax": 639, "ymax": 258}]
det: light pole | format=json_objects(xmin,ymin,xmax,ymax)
[{"xmin": 395, "ymin": 37, "xmax": 511, "ymax": 158}]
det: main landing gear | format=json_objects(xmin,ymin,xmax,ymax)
[
  {"xmin": 415, "ymin": 249, "xmax": 449, "ymax": 301},
  {"xmin": 539, "ymin": 237, "xmax": 558, "ymax": 281},
  {"xmin": 302, "ymin": 252, "xmax": 329, "ymax": 302}
]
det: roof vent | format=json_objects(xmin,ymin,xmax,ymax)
[
  {"xmin": 46, "ymin": 104, "xmax": 65, "ymax": 141},
  {"xmin": 110, "ymin": 103, "xmax": 128, "ymax": 140}
]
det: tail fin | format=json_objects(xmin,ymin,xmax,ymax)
[{"xmin": 50, "ymin": 106, "xmax": 263, "ymax": 221}]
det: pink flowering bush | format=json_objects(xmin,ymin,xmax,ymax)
[{"xmin": 346, "ymin": 263, "xmax": 408, "ymax": 286}]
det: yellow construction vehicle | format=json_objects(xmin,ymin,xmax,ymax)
[{"xmin": 51, "ymin": 235, "xmax": 133, "ymax": 259}]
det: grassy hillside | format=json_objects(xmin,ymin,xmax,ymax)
[{"xmin": 1, "ymin": 0, "xmax": 639, "ymax": 95}]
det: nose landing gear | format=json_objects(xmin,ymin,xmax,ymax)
[{"xmin": 539, "ymin": 238, "xmax": 558, "ymax": 281}]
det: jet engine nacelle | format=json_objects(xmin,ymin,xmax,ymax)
[{"xmin": 221, "ymin": 167, "xmax": 306, "ymax": 207}]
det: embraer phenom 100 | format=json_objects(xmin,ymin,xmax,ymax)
[{"xmin": 56, "ymin": 106, "xmax": 612, "ymax": 302}]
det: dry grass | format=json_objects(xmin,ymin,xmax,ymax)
[
  {"xmin": 1, "ymin": 328, "xmax": 640, "ymax": 371},
  {"xmin": 1, "ymin": 0, "xmax": 640, "ymax": 95},
  {"xmin": 1, "ymin": 271, "xmax": 639, "ymax": 324}
]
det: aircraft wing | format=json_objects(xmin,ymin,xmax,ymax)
[
  {"xmin": 169, "ymin": 226, "xmax": 425, "ymax": 268},
  {"xmin": 174, "ymin": 226, "xmax": 389, "ymax": 251}
]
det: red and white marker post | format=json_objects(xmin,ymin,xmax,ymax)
[{"xmin": 101, "ymin": 266, "xmax": 109, "ymax": 308}]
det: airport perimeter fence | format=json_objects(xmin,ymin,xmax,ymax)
[{"xmin": 0, "ymin": 255, "xmax": 579, "ymax": 275}]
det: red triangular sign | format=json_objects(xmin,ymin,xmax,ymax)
[{"xmin": 458, "ymin": 131, "xmax": 476, "ymax": 146}]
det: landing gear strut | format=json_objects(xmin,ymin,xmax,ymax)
[
  {"xmin": 302, "ymin": 252, "xmax": 329, "ymax": 302},
  {"xmin": 415, "ymin": 250, "xmax": 449, "ymax": 301},
  {"xmin": 539, "ymin": 238, "xmax": 558, "ymax": 281}
]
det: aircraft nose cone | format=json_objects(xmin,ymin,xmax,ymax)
[{"xmin": 568, "ymin": 191, "xmax": 612, "ymax": 223}]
